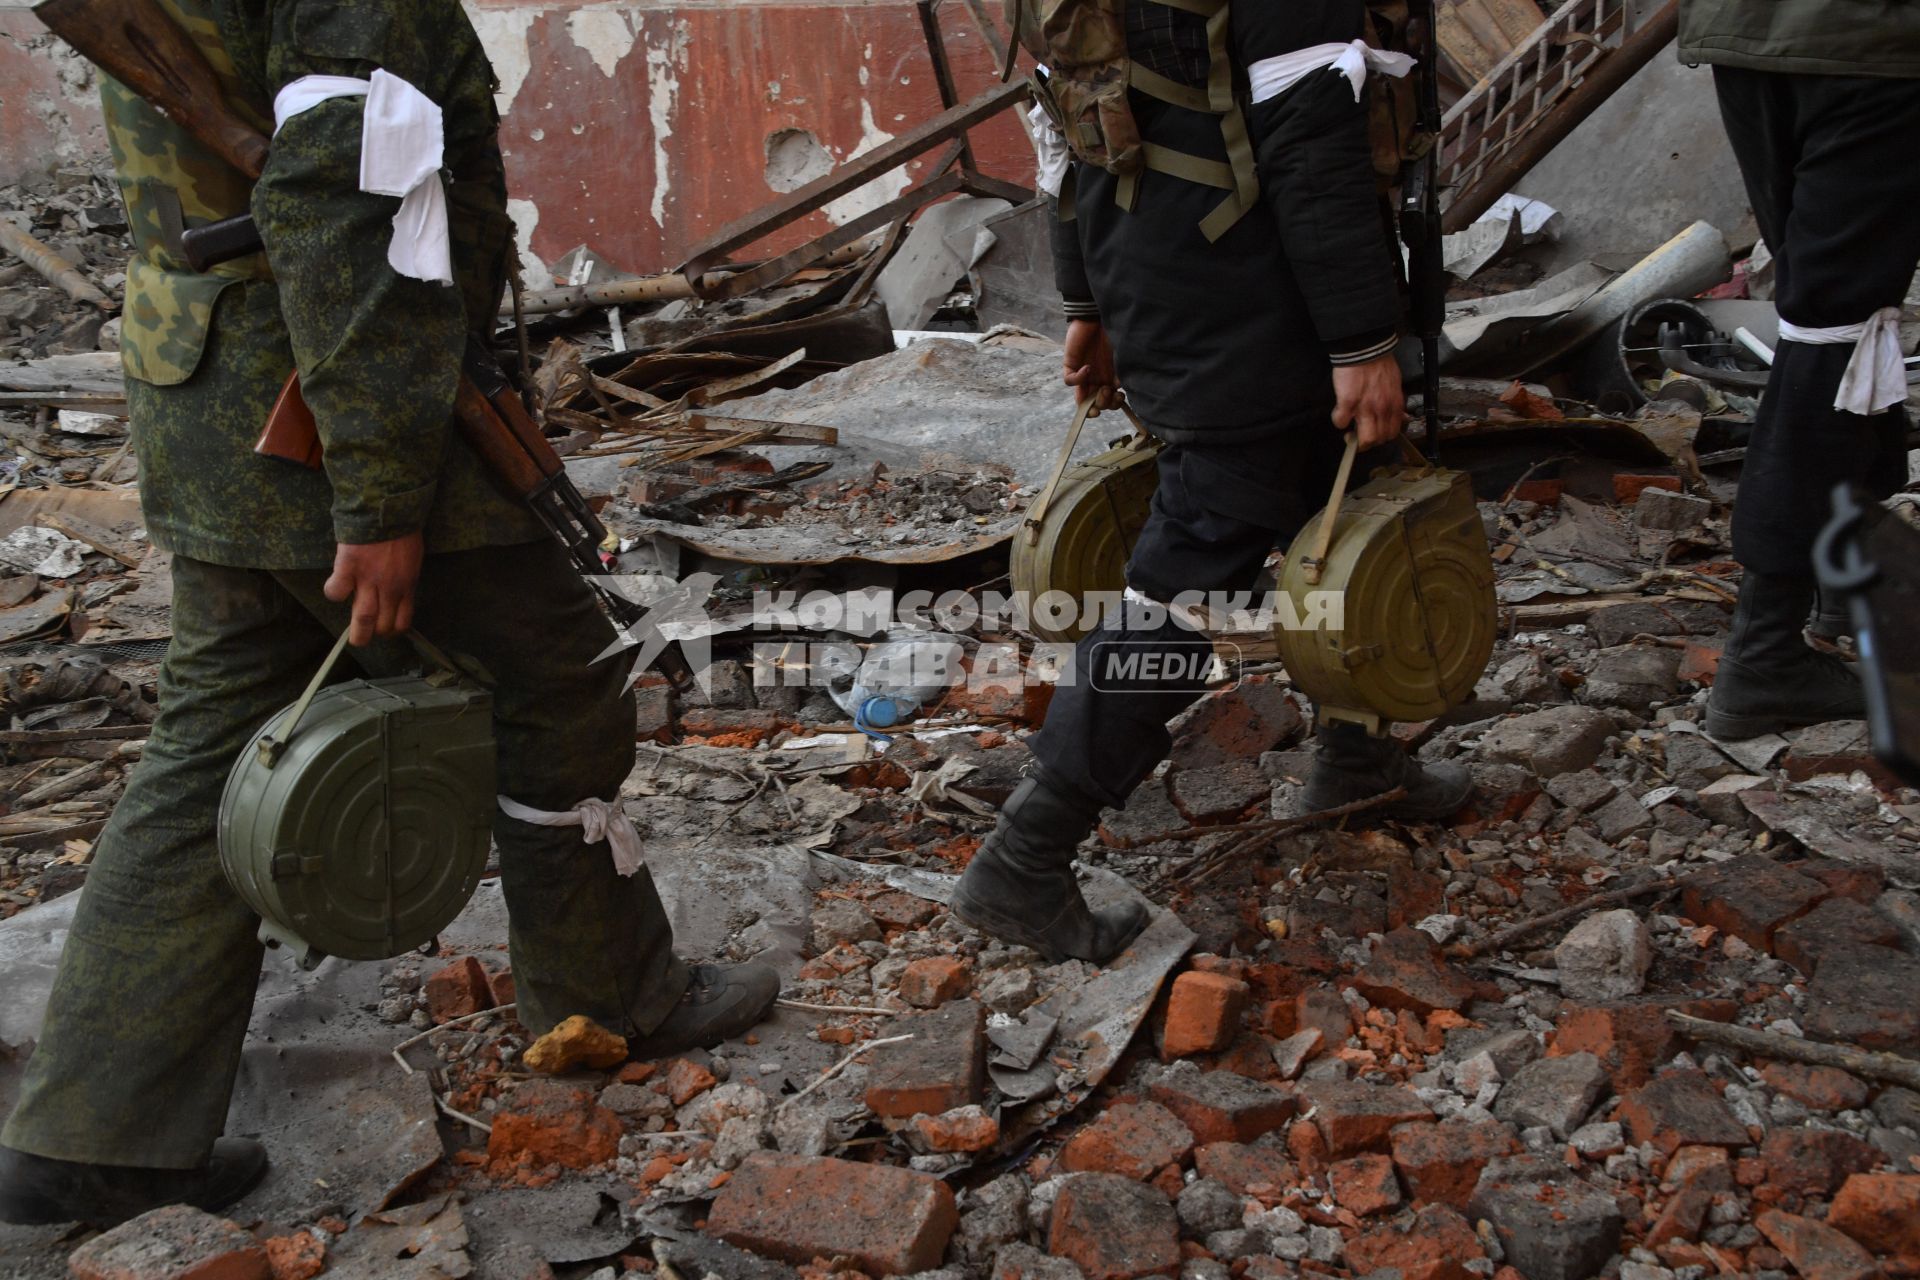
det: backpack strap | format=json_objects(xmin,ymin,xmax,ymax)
[{"xmin": 1121, "ymin": 0, "xmax": 1259, "ymax": 241}]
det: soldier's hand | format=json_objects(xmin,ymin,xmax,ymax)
[
  {"xmin": 1331, "ymin": 354, "xmax": 1407, "ymax": 449},
  {"xmin": 1063, "ymin": 318, "xmax": 1121, "ymax": 411},
  {"xmin": 325, "ymin": 533, "xmax": 425, "ymax": 647}
]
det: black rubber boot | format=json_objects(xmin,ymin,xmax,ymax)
[
  {"xmin": 0, "ymin": 1138, "xmax": 268, "ymax": 1227},
  {"xmin": 951, "ymin": 776, "xmax": 1151, "ymax": 965},
  {"xmin": 1301, "ymin": 722, "xmax": 1474, "ymax": 820},
  {"xmin": 624, "ymin": 961, "xmax": 780, "ymax": 1061},
  {"xmin": 1705, "ymin": 570, "xmax": 1864, "ymax": 740}
]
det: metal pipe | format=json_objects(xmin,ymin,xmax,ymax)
[
  {"xmin": 0, "ymin": 221, "xmax": 114, "ymax": 311},
  {"xmin": 1441, "ymin": 0, "xmax": 1680, "ymax": 234}
]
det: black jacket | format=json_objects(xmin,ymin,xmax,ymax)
[{"xmin": 1053, "ymin": 0, "xmax": 1403, "ymax": 442}]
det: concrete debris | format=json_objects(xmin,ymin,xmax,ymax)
[{"xmin": 8, "ymin": 68, "xmax": 1920, "ymax": 1280}]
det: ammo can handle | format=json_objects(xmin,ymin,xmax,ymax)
[
  {"xmin": 1300, "ymin": 432, "xmax": 1436, "ymax": 587},
  {"xmin": 258, "ymin": 631, "xmax": 353, "ymax": 768},
  {"xmin": 1301, "ymin": 432, "xmax": 1361, "ymax": 588},
  {"xmin": 256, "ymin": 628, "xmax": 468, "ymax": 767}
]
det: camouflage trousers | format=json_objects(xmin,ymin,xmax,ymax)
[{"xmin": 1, "ymin": 540, "xmax": 686, "ymax": 1168}]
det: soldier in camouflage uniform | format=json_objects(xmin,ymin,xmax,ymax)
[{"xmin": 0, "ymin": 0, "xmax": 777, "ymax": 1228}]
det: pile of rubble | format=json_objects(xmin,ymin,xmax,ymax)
[{"xmin": 0, "ymin": 165, "xmax": 125, "ymax": 363}]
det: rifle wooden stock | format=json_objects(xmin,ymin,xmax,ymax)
[
  {"xmin": 33, "ymin": 0, "xmax": 269, "ymax": 180},
  {"xmin": 42, "ymin": 0, "xmax": 691, "ymax": 684}
]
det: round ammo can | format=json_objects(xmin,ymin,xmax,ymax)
[{"xmin": 219, "ymin": 643, "xmax": 496, "ymax": 969}]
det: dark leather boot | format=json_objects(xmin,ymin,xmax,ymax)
[
  {"xmin": 1805, "ymin": 582, "xmax": 1855, "ymax": 647},
  {"xmin": 951, "ymin": 776, "xmax": 1150, "ymax": 965},
  {"xmin": 0, "ymin": 1138, "xmax": 268, "ymax": 1227},
  {"xmin": 1706, "ymin": 570, "xmax": 1863, "ymax": 740},
  {"xmin": 1301, "ymin": 721, "xmax": 1473, "ymax": 820},
  {"xmin": 625, "ymin": 961, "xmax": 780, "ymax": 1061}
]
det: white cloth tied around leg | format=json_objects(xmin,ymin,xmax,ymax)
[
  {"xmin": 1027, "ymin": 100, "xmax": 1072, "ymax": 200},
  {"xmin": 497, "ymin": 794, "xmax": 646, "ymax": 877},
  {"xmin": 1247, "ymin": 39, "xmax": 1415, "ymax": 106},
  {"xmin": 272, "ymin": 69, "xmax": 452, "ymax": 285},
  {"xmin": 1777, "ymin": 307, "xmax": 1908, "ymax": 415}
]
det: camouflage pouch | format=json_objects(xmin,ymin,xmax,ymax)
[{"xmin": 1006, "ymin": 0, "xmax": 1143, "ymax": 175}]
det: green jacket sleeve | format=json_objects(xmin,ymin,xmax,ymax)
[{"xmin": 250, "ymin": 0, "xmax": 465, "ymax": 545}]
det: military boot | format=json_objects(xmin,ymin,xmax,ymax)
[
  {"xmin": 951, "ymin": 776, "xmax": 1150, "ymax": 965},
  {"xmin": 0, "ymin": 1138, "xmax": 268, "ymax": 1227},
  {"xmin": 1301, "ymin": 721, "xmax": 1473, "ymax": 820},
  {"xmin": 624, "ymin": 961, "xmax": 781, "ymax": 1061},
  {"xmin": 1805, "ymin": 582, "xmax": 1855, "ymax": 647},
  {"xmin": 1705, "ymin": 570, "xmax": 1863, "ymax": 740}
]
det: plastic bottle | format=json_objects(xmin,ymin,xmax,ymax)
[{"xmin": 830, "ymin": 630, "xmax": 966, "ymax": 736}]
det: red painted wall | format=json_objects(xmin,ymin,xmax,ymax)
[{"xmin": 0, "ymin": 0, "xmax": 1033, "ymax": 276}]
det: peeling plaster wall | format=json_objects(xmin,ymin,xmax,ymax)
[
  {"xmin": 0, "ymin": 0, "xmax": 1031, "ymax": 278},
  {"xmin": 0, "ymin": 5, "xmax": 108, "ymax": 184}
]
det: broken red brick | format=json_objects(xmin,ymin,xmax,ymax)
[
  {"xmin": 864, "ymin": 999, "xmax": 986, "ymax": 1120},
  {"xmin": 1617, "ymin": 1070, "xmax": 1751, "ymax": 1156},
  {"xmin": 899, "ymin": 956, "xmax": 972, "ymax": 1009},
  {"xmin": 1647, "ymin": 1186, "xmax": 1715, "ymax": 1247},
  {"xmin": 1345, "ymin": 1203, "xmax": 1484, "ymax": 1280},
  {"xmin": 1758, "ymin": 1063, "xmax": 1870, "ymax": 1113},
  {"xmin": 614, "ymin": 1061, "xmax": 657, "ymax": 1086},
  {"xmin": 1161, "ymin": 971, "xmax": 1251, "ymax": 1059},
  {"xmin": 69, "ymin": 1205, "xmax": 271, "ymax": 1280},
  {"xmin": 486, "ymin": 967, "xmax": 516, "ymax": 1010},
  {"xmin": 662, "ymin": 1058, "xmax": 718, "ymax": 1106},
  {"xmin": 486, "ymin": 1080, "xmax": 621, "ymax": 1173},
  {"xmin": 1208, "ymin": 1034, "xmax": 1283, "ymax": 1082},
  {"xmin": 1760, "ymin": 1128, "xmax": 1882, "ymax": 1200},
  {"xmin": 1387, "ymin": 865, "xmax": 1448, "ymax": 931},
  {"xmin": 1291, "ymin": 984, "xmax": 1352, "ymax": 1048},
  {"xmin": 1549, "ymin": 998, "xmax": 1737, "ymax": 1091},
  {"xmin": 1388, "ymin": 1119, "xmax": 1522, "ymax": 1211},
  {"xmin": 1679, "ymin": 854, "xmax": 1829, "ymax": 950},
  {"xmin": 263, "ymin": 1233, "xmax": 327, "ymax": 1280},
  {"xmin": 708, "ymin": 1152, "xmax": 958, "ymax": 1276},
  {"xmin": 1351, "ymin": 928, "xmax": 1475, "ymax": 1015},
  {"xmin": 912, "ymin": 1105, "xmax": 999, "ymax": 1154},
  {"xmin": 1059, "ymin": 1101, "xmax": 1196, "ymax": 1180},
  {"xmin": 1148, "ymin": 1069, "xmax": 1296, "ymax": 1145},
  {"xmin": 1756, "ymin": 1209, "xmax": 1880, "ymax": 1280},
  {"xmin": 1048, "ymin": 1172, "xmax": 1181, "ymax": 1280},
  {"xmin": 1168, "ymin": 678, "xmax": 1303, "ymax": 769},
  {"xmin": 1614, "ymin": 474, "xmax": 1682, "ymax": 504},
  {"xmin": 1773, "ymin": 898, "xmax": 1904, "ymax": 976},
  {"xmin": 1299, "ymin": 1079, "xmax": 1434, "ymax": 1157},
  {"xmin": 1663, "ymin": 1145, "xmax": 1735, "ymax": 1193},
  {"xmin": 676, "ymin": 707, "xmax": 782, "ymax": 744},
  {"xmin": 1194, "ymin": 1142, "xmax": 1296, "ymax": 1199},
  {"xmin": 1677, "ymin": 641, "xmax": 1722, "ymax": 687},
  {"xmin": 1829, "ymin": 1173, "xmax": 1920, "ymax": 1264},
  {"xmin": 1288, "ymin": 1111, "xmax": 1330, "ymax": 1174},
  {"xmin": 869, "ymin": 892, "xmax": 939, "ymax": 932},
  {"xmin": 424, "ymin": 955, "xmax": 495, "ymax": 1023},
  {"xmin": 1331, "ymin": 1153, "xmax": 1403, "ymax": 1216},
  {"xmin": 1799, "ymin": 861, "xmax": 1887, "ymax": 905}
]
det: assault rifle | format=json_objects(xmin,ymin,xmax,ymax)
[
  {"xmin": 32, "ymin": 0, "xmax": 691, "ymax": 688},
  {"xmin": 1399, "ymin": 0, "xmax": 1445, "ymax": 461}
]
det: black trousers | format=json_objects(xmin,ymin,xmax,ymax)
[
  {"xmin": 1713, "ymin": 67, "xmax": 1920, "ymax": 577},
  {"xmin": 1029, "ymin": 425, "xmax": 1361, "ymax": 810}
]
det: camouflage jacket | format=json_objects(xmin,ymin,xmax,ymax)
[{"xmin": 106, "ymin": 0, "xmax": 542, "ymax": 569}]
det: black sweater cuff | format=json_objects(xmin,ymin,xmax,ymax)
[{"xmin": 1326, "ymin": 328, "xmax": 1398, "ymax": 366}]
